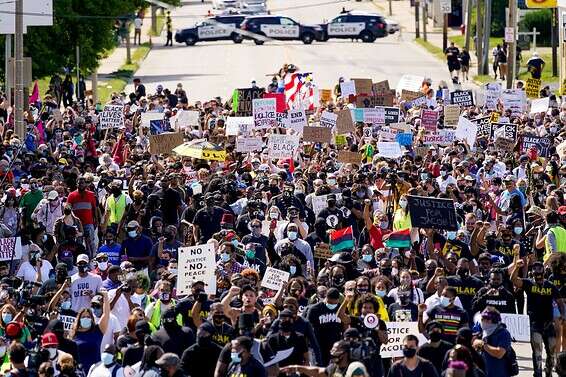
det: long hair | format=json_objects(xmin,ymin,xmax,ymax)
[
  {"xmin": 0, "ymin": 304, "xmax": 16, "ymax": 328},
  {"xmin": 70, "ymin": 307, "xmax": 95, "ymax": 339},
  {"xmin": 139, "ymin": 345, "xmax": 164, "ymax": 371}
]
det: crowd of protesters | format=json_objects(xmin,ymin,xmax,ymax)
[{"xmin": 0, "ymin": 64, "xmax": 563, "ymax": 377}]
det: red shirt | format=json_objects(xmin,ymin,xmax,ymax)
[
  {"xmin": 66, "ymin": 190, "xmax": 96, "ymax": 225},
  {"xmin": 368, "ymin": 224, "xmax": 385, "ymax": 250}
]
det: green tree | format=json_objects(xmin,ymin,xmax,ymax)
[{"xmin": 519, "ymin": 9, "xmax": 552, "ymax": 46}]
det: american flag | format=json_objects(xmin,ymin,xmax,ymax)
[{"xmin": 284, "ymin": 72, "xmax": 316, "ymax": 111}]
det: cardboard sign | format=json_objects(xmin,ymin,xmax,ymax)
[
  {"xmin": 373, "ymin": 80, "xmax": 390, "ymax": 94},
  {"xmin": 530, "ymin": 97, "xmax": 550, "ymax": 114},
  {"xmin": 352, "ymin": 78, "xmax": 373, "ymax": 94},
  {"xmin": 236, "ymin": 136, "xmax": 263, "ymax": 153},
  {"xmin": 500, "ymin": 314, "xmax": 530, "ymax": 342},
  {"xmin": 443, "ymin": 105, "xmax": 460, "ymax": 126},
  {"xmin": 474, "ymin": 116, "xmax": 492, "ymax": 139},
  {"xmin": 415, "ymin": 146, "xmax": 429, "ymax": 157},
  {"xmin": 356, "ymin": 94, "xmax": 387, "ymax": 108},
  {"xmin": 177, "ymin": 244, "xmax": 217, "ymax": 295},
  {"xmin": 501, "ymin": 89, "xmax": 526, "ymax": 115},
  {"xmin": 484, "ymin": 83, "xmax": 502, "ymax": 110},
  {"xmin": 525, "ymin": 78, "xmax": 541, "ymax": 98},
  {"xmin": 149, "ymin": 132, "xmax": 184, "ymax": 155},
  {"xmin": 450, "ymin": 90, "xmax": 474, "ymax": 107},
  {"xmin": 314, "ymin": 243, "xmax": 333, "ymax": 259},
  {"xmin": 303, "ymin": 126, "xmax": 332, "ymax": 143},
  {"xmin": 521, "ymin": 135, "xmax": 552, "ymax": 157},
  {"xmin": 396, "ymin": 74, "xmax": 424, "ymax": 93},
  {"xmin": 253, "ymin": 98, "xmax": 277, "ymax": 129},
  {"xmin": 320, "ymin": 111, "xmax": 338, "ymax": 128},
  {"xmin": 337, "ymin": 150, "xmax": 361, "ymax": 164},
  {"xmin": 234, "ymin": 87, "xmax": 265, "ymax": 116},
  {"xmin": 267, "ymin": 134, "xmax": 300, "ymax": 159},
  {"xmin": 495, "ymin": 136, "xmax": 515, "ymax": 151},
  {"xmin": 363, "ymin": 107, "xmax": 385, "ymax": 125},
  {"xmin": 380, "ymin": 322, "xmax": 427, "ymax": 358},
  {"xmin": 340, "ymin": 81, "xmax": 356, "ymax": 97},
  {"xmin": 0, "ymin": 237, "xmax": 21, "ymax": 261},
  {"xmin": 100, "ymin": 104, "xmax": 124, "ymax": 130},
  {"xmin": 421, "ymin": 109, "xmax": 438, "ymax": 132},
  {"xmin": 261, "ymin": 267, "xmax": 290, "ymax": 291},
  {"xmin": 336, "ymin": 109, "xmax": 355, "ymax": 134},
  {"xmin": 176, "ymin": 110, "xmax": 200, "ymax": 129},
  {"xmin": 407, "ymin": 195, "xmax": 458, "ymax": 230},
  {"xmin": 400, "ymin": 90, "xmax": 423, "ymax": 102},
  {"xmin": 455, "ymin": 116, "xmax": 477, "ymax": 146},
  {"xmin": 423, "ymin": 130, "xmax": 454, "ymax": 146},
  {"xmin": 286, "ymin": 108, "xmax": 307, "ymax": 134},
  {"xmin": 390, "ymin": 122, "xmax": 410, "ymax": 133},
  {"xmin": 376, "ymin": 142, "xmax": 402, "ymax": 159},
  {"xmin": 374, "ymin": 92, "xmax": 395, "ymax": 106},
  {"xmin": 320, "ymin": 89, "xmax": 332, "ymax": 102},
  {"xmin": 225, "ymin": 116, "xmax": 253, "ymax": 136}
]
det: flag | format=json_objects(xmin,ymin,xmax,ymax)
[
  {"xmin": 385, "ymin": 229, "xmax": 411, "ymax": 249},
  {"xmin": 29, "ymin": 81, "xmax": 39, "ymax": 104},
  {"xmin": 263, "ymin": 92, "xmax": 286, "ymax": 113},
  {"xmin": 330, "ymin": 226, "xmax": 354, "ymax": 253},
  {"xmin": 284, "ymin": 72, "xmax": 315, "ymax": 110}
]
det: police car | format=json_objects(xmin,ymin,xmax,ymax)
[
  {"xmin": 239, "ymin": 15, "xmax": 324, "ymax": 45},
  {"xmin": 174, "ymin": 15, "xmax": 246, "ymax": 45},
  {"xmin": 320, "ymin": 11, "xmax": 388, "ymax": 42}
]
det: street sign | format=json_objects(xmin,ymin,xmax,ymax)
[
  {"xmin": 439, "ymin": 0, "xmax": 452, "ymax": 13},
  {"xmin": 0, "ymin": 0, "xmax": 53, "ymax": 34},
  {"xmin": 505, "ymin": 27, "xmax": 515, "ymax": 43},
  {"xmin": 525, "ymin": 0, "xmax": 556, "ymax": 7}
]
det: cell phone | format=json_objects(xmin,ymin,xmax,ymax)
[{"xmin": 66, "ymin": 277, "xmax": 71, "ymax": 284}]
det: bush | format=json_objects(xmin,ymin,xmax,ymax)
[{"xmin": 519, "ymin": 9, "xmax": 552, "ymax": 46}]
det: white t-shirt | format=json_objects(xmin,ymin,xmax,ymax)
[
  {"xmin": 108, "ymin": 288, "xmax": 130, "ymax": 329},
  {"xmin": 70, "ymin": 272, "xmax": 103, "ymax": 312},
  {"xmin": 95, "ymin": 312, "xmax": 121, "ymax": 354},
  {"xmin": 16, "ymin": 260, "xmax": 53, "ymax": 283},
  {"xmin": 134, "ymin": 18, "xmax": 143, "ymax": 29},
  {"xmin": 436, "ymin": 175, "xmax": 457, "ymax": 193},
  {"xmin": 423, "ymin": 292, "xmax": 464, "ymax": 321},
  {"xmin": 388, "ymin": 286, "xmax": 425, "ymax": 305},
  {"xmin": 88, "ymin": 363, "xmax": 125, "ymax": 377}
]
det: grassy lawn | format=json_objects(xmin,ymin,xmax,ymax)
[
  {"xmin": 414, "ymin": 38, "xmax": 445, "ymax": 60},
  {"xmin": 148, "ymin": 12, "xmax": 165, "ymax": 37},
  {"xmin": 473, "ymin": 52, "xmax": 557, "ymax": 87},
  {"xmin": 449, "ymin": 35, "xmax": 501, "ymax": 52}
]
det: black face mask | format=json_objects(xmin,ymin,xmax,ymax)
[
  {"xmin": 381, "ymin": 268, "xmax": 392, "ymax": 276},
  {"xmin": 197, "ymin": 335, "xmax": 212, "ymax": 346},
  {"xmin": 457, "ymin": 268, "xmax": 469, "ymax": 278},
  {"xmin": 402, "ymin": 347, "xmax": 417, "ymax": 358},
  {"xmin": 212, "ymin": 314, "xmax": 225, "ymax": 324},
  {"xmin": 489, "ymin": 281, "xmax": 501, "ymax": 289},
  {"xmin": 332, "ymin": 276, "xmax": 345, "ymax": 288},
  {"xmin": 327, "ymin": 200, "xmax": 336, "ymax": 208},
  {"xmin": 77, "ymin": 265, "xmax": 87, "ymax": 273},
  {"xmin": 280, "ymin": 321, "xmax": 294, "ymax": 332},
  {"xmin": 64, "ymin": 209, "xmax": 72, "ymax": 215},
  {"xmin": 429, "ymin": 332, "xmax": 442, "ymax": 342}
]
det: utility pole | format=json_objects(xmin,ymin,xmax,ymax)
[
  {"xmin": 92, "ymin": 68, "xmax": 98, "ymax": 105},
  {"xmin": 506, "ymin": 0, "xmax": 517, "ymax": 89},
  {"xmin": 482, "ymin": 0, "xmax": 492, "ymax": 75},
  {"xmin": 415, "ymin": 1, "xmax": 420, "ymax": 39},
  {"xmin": 4, "ymin": 35, "xmax": 11, "ymax": 106},
  {"xmin": 423, "ymin": 2, "xmax": 428, "ymax": 41},
  {"xmin": 389, "ymin": 0, "xmax": 393, "ymax": 16},
  {"xmin": 476, "ymin": 0, "xmax": 484, "ymax": 74},
  {"xmin": 551, "ymin": 8, "xmax": 558, "ymax": 77},
  {"xmin": 126, "ymin": 21, "xmax": 132, "ymax": 64},
  {"xmin": 443, "ymin": 14, "xmax": 448, "ymax": 50},
  {"xmin": 464, "ymin": 0, "xmax": 472, "ymax": 51},
  {"xmin": 151, "ymin": 5, "xmax": 157, "ymax": 35},
  {"xmin": 14, "ymin": 0, "xmax": 24, "ymax": 139},
  {"xmin": 76, "ymin": 45, "xmax": 80, "ymax": 103}
]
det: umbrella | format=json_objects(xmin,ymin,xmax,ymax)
[{"xmin": 173, "ymin": 139, "xmax": 226, "ymax": 161}]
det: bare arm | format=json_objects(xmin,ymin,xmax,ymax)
[
  {"xmin": 99, "ymin": 290, "xmax": 110, "ymax": 334},
  {"xmin": 192, "ymin": 300, "xmax": 203, "ymax": 328}
]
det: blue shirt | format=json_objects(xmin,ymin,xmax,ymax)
[
  {"xmin": 120, "ymin": 234, "xmax": 153, "ymax": 267},
  {"xmin": 97, "ymin": 242, "xmax": 122, "ymax": 266},
  {"xmin": 483, "ymin": 325, "xmax": 512, "ymax": 377}
]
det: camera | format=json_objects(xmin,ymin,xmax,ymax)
[{"xmin": 349, "ymin": 329, "xmax": 378, "ymax": 362}]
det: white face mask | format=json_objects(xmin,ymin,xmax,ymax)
[
  {"xmin": 270, "ymin": 212, "xmax": 279, "ymax": 219},
  {"xmin": 97, "ymin": 261, "xmax": 108, "ymax": 271},
  {"xmin": 0, "ymin": 345, "xmax": 6, "ymax": 357},
  {"xmin": 288, "ymin": 231, "xmax": 298, "ymax": 241},
  {"xmin": 399, "ymin": 200, "xmax": 408, "ymax": 209},
  {"xmin": 47, "ymin": 348, "xmax": 57, "ymax": 359},
  {"xmin": 128, "ymin": 230, "xmax": 137, "ymax": 238}
]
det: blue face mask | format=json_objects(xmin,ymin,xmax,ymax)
[
  {"xmin": 1, "ymin": 313, "xmax": 12, "ymax": 323},
  {"xmin": 231, "ymin": 352, "xmax": 241, "ymax": 363},
  {"xmin": 289, "ymin": 265, "xmax": 297, "ymax": 275},
  {"xmin": 375, "ymin": 289, "xmax": 387, "ymax": 298},
  {"xmin": 231, "ymin": 240, "xmax": 239, "ymax": 248},
  {"xmin": 80, "ymin": 317, "xmax": 92, "ymax": 328},
  {"xmin": 440, "ymin": 296, "xmax": 451, "ymax": 307},
  {"xmin": 288, "ymin": 231, "xmax": 298, "ymax": 240},
  {"xmin": 220, "ymin": 253, "xmax": 230, "ymax": 262},
  {"xmin": 101, "ymin": 352, "xmax": 114, "ymax": 366},
  {"xmin": 326, "ymin": 303, "xmax": 338, "ymax": 310},
  {"xmin": 60, "ymin": 300, "xmax": 71, "ymax": 310},
  {"xmin": 446, "ymin": 231, "xmax": 457, "ymax": 240},
  {"xmin": 362, "ymin": 254, "xmax": 373, "ymax": 263}
]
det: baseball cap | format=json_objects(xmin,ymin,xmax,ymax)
[
  {"xmin": 47, "ymin": 191, "xmax": 58, "ymax": 201},
  {"xmin": 155, "ymin": 353, "xmax": 180, "ymax": 367},
  {"xmin": 127, "ymin": 220, "xmax": 139, "ymax": 229},
  {"xmin": 41, "ymin": 332, "xmax": 59, "ymax": 347},
  {"xmin": 76, "ymin": 254, "xmax": 89, "ymax": 264}
]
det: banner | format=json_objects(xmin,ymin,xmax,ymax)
[
  {"xmin": 406, "ymin": 195, "xmax": 458, "ymax": 230},
  {"xmin": 286, "ymin": 108, "xmax": 307, "ymax": 134},
  {"xmin": 525, "ymin": 78, "xmax": 541, "ymax": 98},
  {"xmin": 336, "ymin": 109, "xmax": 355, "ymax": 134},
  {"xmin": 320, "ymin": 111, "xmax": 338, "ymax": 128},
  {"xmin": 100, "ymin": 104, "xmax": 124, "ymax": 130},
  {"xmin": 421, "ymin": 109, "xmax": 438, "ymax": 132},
  {"xmin": 226, "ymin": 116, "xmax": 253, "ymax": 136},
  {"xmin": 443, "ymin": 105, "xmax": 460, "ymax": 126},
  {"xmin": 0, "ymin": 237, "xmax": 21, "ymax": 261},
  {"xmin": 521, "ymin": 135, "xmax": 552, "ymax": 157},
  {"xmin": 303, "ymin": 126, "xmax": 332, "ymax": 143},
  {"xmin": 177, "ymin": 244, "xmax": 217, "ymax": 295},
  {"xmin": 267, "ymin": 134, "xmax": 300, "ymax": 159},
  {"xmin": 450, "ymin": 90, "xmax": 474, "ymax": 107},
  {"xmin": 363, "ymin": 108, "xmax": 385, "ymax": 125},
  {"xmin": 236, "ymin": 136, "xmax": 263, "ymax": 153},
  {"xmin": 149, "ymin": 133, "xmax": 184, "ymax": 155},
  {"xmin": 377, "ymin": 142, "xmax": 402, "ymax": 159},
  {"xmin": 261, "ymin": 267, "xmax": 290, "ymax": 291},
  {"xmin": 380, "ymin": 322, "xmax": 427, "ymax": 358},
  {"xmin": 233, "ymin": 87, "xmax": 265, "ymax": 116},
  {"xmin": 253, "ymin": 98, "xmax": 277, "ymax": 129}
]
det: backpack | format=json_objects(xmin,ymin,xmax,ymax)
[{"xmin": 505, "ymin": 345, "xmax": 519, "ymax": 376}]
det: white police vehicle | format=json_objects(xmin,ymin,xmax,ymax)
[{"xmin": 174, "ymin": 15, "xmax": 246, "ymax": 45}]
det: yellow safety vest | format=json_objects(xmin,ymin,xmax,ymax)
[
  {"xmin": 107, "ymin": 194, "xmax": 127, "ymax": 225},
  {"xmin": 544, "ymin": 226, "xmax": 566, "ymax": 261},
  {"xmin": 149, "ymin": 300, "xmax": 183, "ymax": 329}
]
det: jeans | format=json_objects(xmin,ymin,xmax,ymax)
[
  {"xmin": 83, "ymin": 224, "xmax": 97, "ymax": 258},
  {"xmin": 531, "ymin": 322, "xmax": 556, "ymax": 377}
]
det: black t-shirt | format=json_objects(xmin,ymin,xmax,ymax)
[
  {"xmin": 388, "ymin": 358, "xmax": 439, "ymax": 377},
  {"xmin": 388, "ymin": 303, "xmax": 419, "ymax": 322},
  {"xmin": 417, "ymin": 340, "xmax": 453, "ymax": 375},
  {"xmin": 151, "ymin": 326, "xmax": 195, "ymax": 357},
  {"xmin": 181, "ymin": 341, "xmax": 222, "ymax": 377},
  {"xmin": 426, "ymin": 305, "xmax": 469, "ymax": 344},
  {"xmin": 350, "ymin": 316, "xmax": 387, "ymax": 356},
  {"xmin": 157, "ymin": 188, "xmax": 183, "ymax": 225},
  {"xmin": 305, "ymin": 301, "xmax": 343, "ymax": 365},
  {"xmin": 548, "ymin": 273, "xmax": 566, "ymax": 298},
  {"xmin": 226, "ymin": 357, "xmax": 267, "ymax": 377},
  {"xmin": 472, "ymin": 286, "xmax": 516, "ymax": 314},
  {"xmin": 266, "ymin": 332, "xmax": 308, "ymax": 366},
  {"xmin": 446, "ymin": 274, "xmax": 484, "ymax": 316},
  {"xmin": 522, "ymin": 278, "xmax": 560, "ymax": 325},
  {"xmin": 175, "ymin": 296, "xmax": 213, "ymax": 331},
  {"xmin": 193, "ymin": 206, "xmax": 226, "ymax": 243},
  {"xmin": 445, "ymin": 46, "xmax": 460, "ymax": 63}
]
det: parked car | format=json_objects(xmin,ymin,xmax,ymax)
[
  {"xmin": 240, "ymin": 15, "xmax": 324, "ymax": 45},
  {"xmin": 238, "ymin": 0, "xmax": 267, "ymax": 14},
  {"xmin": 384, "ymin": 18, "xmax": 400, "ymax": 34},
  {"xmin": 212, "ymin": 0, "xmax": 239, "ymax": 9},
  {"xmin": 174, "ymin": 15, "xmax": 246, "ymax": 45}
]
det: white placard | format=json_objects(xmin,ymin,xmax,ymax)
[
  {"xmin": 176, "ymin": 110, "xmax": 200, "ymax": 129},
  {"xmin": 500, "ymin": 314, "xmax": 531, "ymax": 342},
  {"xmin": 312, "ymin": 193, "xmax": 343, "ymax": 215},
  {"xmin": 253, "ymin": 98, "xmax": 277, "ymax": 129},
  {"xmin": 141, "ymin": 112, "xmax": 165, "ymax": 128},
  {"xmin": 267, "ymin": 134, "xmax": 300, "ymax": 159},
  {"xmin": 99, "ymin": 104, "xmax": 124, "ymax": 130},
  {"xmin": 440, "ymin": 0, "xmax": 452, "ymax": 13},
  {"xmin": 320, "ymin": 111, "xmax": 338, "ymax": 128},
  {"xmin": 261, "ymin": 267, "xmax": 290, "ymax": 291},
  {"xmin": 530, "ymin": 97, "xmax": 550, "ymax": 114},
  {"xmin": 484, "ymin": 83, "xmax": 502, "ymax": 110},
  {"xmin": 396, "ymin": 74, "xmax": 424, "ymax": 94},
  {"xmin": 177, "ymin": 244, "xmax": 217, "ymax": 295},
  {"xmin": 377, "ymin": 142, "xmax": 402, "ymax": 159},
  {"xmin": 455, "ymin": 116, "xmax": 477, "ymax": 146},
  {"xmin": 380, "ymin": 322, "xmax": 428, "ymax": 358},
  {"xmin": 500, "ymin": 89, "xmax": 526, "ymax": 115},
  {"xmin": 423, "ymin": 129, "xmax": 455, "ymax": 145},
  {"xmin": 340, "ymin": 81, "xmax": 356, "ymax": 97},
  {"xmin": 285, "ymin": 108, "xmax": 307, "ymax": 134},
  {"xmin": 226, "ymin": 117, "xmax": 253, "ymax": 136},
  {"xmin": 0, "ymin": 237, "xmax": 22, "ymax": 261},
  {"xmin": 504, "ymin": 27, "xmax": 515, "ymax": 43},
  {"xmin": 236, "ymin": 136, "xmax": 263, "ymax": 153},
  {"xmin": 363, "ymin": 107, "xmax": 386, "ymax": 125}
]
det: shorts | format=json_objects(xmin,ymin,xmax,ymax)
[
  {"xmin": 448, "ymin": 61, "xmax": 461, "ymax": 72},
  {"xmin": 461, "ymin": 64, "xmax": 469, "ymax": 73}
]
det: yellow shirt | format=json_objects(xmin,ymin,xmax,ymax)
[{"xmin": 393, "ymin": 209, "xmax": 411, "ymax": 231}]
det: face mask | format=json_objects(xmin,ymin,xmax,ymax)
[
  {"xmin": 0, "ymin": 346, "xmax": 6, "ymax": 357},
  {"xmin": 514, "ymin": 227, "xmax": 523, "ymax": 235},
  {"xmin": 402, "ymin": 347, "xmax": 417, "ymax": 358},
  {"xmin": 440, "ymin": 170, "xmax": 447, "ymax": 177},
  {"xmin": 80, "ymin": 317, "xmax": 92, "ymax": 328},
  {"xmin": 380, "ymin": 221, "xmax": 389, "ymax": 230},
  {"xmin": 47, "ymin": 348, "xmax": 57, "ymax": 359},
  {"xmin": 457, "ymin": 268, "xmax": 469, "ymax": 277},
  {"xmin": 77, "ymin": 265, "xmax": 87, "ymax": 273},
  {"xmin": 60, "ymin": 300, "xmax": 71, "ymax": 310},
  {"xmin": 270, "ymin": 212, "xmax": 279, "ymax": 219},
  {"xmin": 169, "ymin": 268, "xmax": 177, "ymax": 275},
  {"xmin": 92, "ymin": 308, "xmax": 102, "ymax": 318},
  {"xmin": 446, "ymin": 231, "xmax": 457, "ymax": 240},
  {"xmin": 245, "ymin": 249, "xmax": 256, "ymax": 260},
  {"xmin": 362, "ymin": 254, "xmax": 373, "ymax": 263},
  {"xmin": 429, "ymin": 332, "xmax": 441, "ymax": 342},
  {"xmin": 128, "ymin": 230, "xmax": 137, "ymax": 238},
  {"xmin": 98, "ymin": 262, "xmax": 108, "ymax": 271},
  {"xmin": 101, "ymin": 352, "xmax": 114, "ymax": 366},
  {"xmin": 439, "ymin": 296, "xmax": 451, "ymax": 307},
  {"xmin": 420, "ymin": 173, "xmax": 429, "ymax": 181},
  {"xmin": 481, "ymin": 321, "xmax": 498, "ymax": 337},
  {"xmin": 231, "ymin": 352, "xmax": 242, "ymax": 363},
  {"xmin": 326, "ymin": 303, "xmax": 338, "ymax": 310},
  {"xmin": 231, "ymin": 240, "xmax": 239, "ymax": 248},
  {"xmin": 399, "ymin": 200, "xmax": 407, "ymax": 209},
  {"xmin": 1, "ymin": 313, "xmax": 12, "ymax": 323},
  {"xmin": 289, "ymin": 265, "xmax": 297, "ymax": 275},
  {"xmin": 197, "ymin": 335, "xmax": 212, "ymax": 346},
  {"xmin": 288, "ymin": 231, "xmax": 298, "ymax": 241},
  {"xmin": 375, "ymin": 289, "xmax": 386, "ymax": 297},
  {"xmin": 220, "ymin": 253, "xmax": 230, "ymax": 262},
  {"xmin": 327, "ymin": 179, "xmax": 336, "ymax": 186},
  {"xmin": 160, "ymin": 293, "xmax": 170, "ymax": 302},
  {"xmin": 42, "ymin": 234, "xmax": 48, "ymax": 242}
]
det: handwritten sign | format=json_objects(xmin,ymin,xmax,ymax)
[
  {"xmin": 236, "ymin": 136, "xmax": 263, "ymax": 153},
  {"xmin": 421, "ymin": 109, "xmax": 438, "ymax": 132},
  {"xmin": 177, "ymin": 244, "xmax": 217, "ymax": 295},
  {"xmin": 0, "ymin": 237, "xmax": 21, "ymax": 261},
  {"xmin": 484, "ymin": 83, "xmax": 502, "ymax": 110},
  {"xmin": 336, "ymin": 109, "xmax": 354, "ymax": 134},
  {"xmin": 253, "ymin": 98, "xmax": 277, "ymax": 129},
  {"xmin": 337, "ymin": 150, "xmax": 361, "ymax": 164},
  {"xmin": 286, "ymin": 108, "xmax": 307, "ymax": 134},
  {"xmin": 525, "ymin": 78, "xmax": 541, "ymax": 98},
  {"xmin": 100, "ymin": 104, "xmax": 124, "ymax": 130},
  {"xmin": 443, "ymin": 105, "xmax": 460, "ymax": 126},
  {"xmin": 406, "ymin": 195, "xmax": 458, "ymax": 231},
  {"xmin": 530, "ymin": 97, "xmax": 549, "ymax": 114},
  {"xmin": 267, "ymin": 134, "xmax": 300, "ymax": 159},
  {"xmin": 149, "ymin": 133, "xmax": 184, "ymax": 155},
  {"xmin": 455, "ymin": 116, "xmax": 477, "ymax": 146},
  {"xmin": 320, "ymin": 111, "xmax": 338, "ymax": 128},
  {"xmin": 377, "ymin": 142, "xmax": 402, "ymax": 159},
  {"xmin": 303, "ymin": 126, "xmax": 332, "ymax": 143},
  {"xmin": 226, "ymin": 116, "xmax": 253, "ymax": 136},
  {"xmin": 363, "ymin": 107, "xmax": 385, "ymax": 125},
  {"xmin": 176, "ymin": 110, "xmax": 200, "ymax": 129},
  {"xmin": 423, "ymin": 130, "xmax": 454, "ymax": 146},
  {"xmin": 501, "ymin": 314, "xmax": 530, "ymax": 342},
  {"xmin": 261, "ymin": 267, "xmax": 290, "ymax": 291}
]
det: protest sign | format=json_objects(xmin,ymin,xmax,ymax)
[
  {"xmin": 396, "ymin": 74, "xmax": 424, "ymax": 93},
  {"xmin": 320, "ymin": 89, "xmax": 332, "ymax": 102},
  {"xmin": 406, "ymin": 195, "xmax": 458, "ymax": 230},
  {"xmin": 380, "ymin": 322, "xmax": 427, "ymax": 358},
  {"xmin": 373, "ymin": 80, "xmax": 390, "ymax": 94},
  {"xmin": 336, "ymin": 109, "xmax": 354, "ymax": 134},
  {"xmin": 0, "ymin": 237, "xmax": 21, "ymax": 261},
  {"xmin": 337, "ymin": 150, "xmax": 361, "ymax": 164},
  {"xmin": 495, "ymin": 136, "xmax": 515, "ymax": 151},
  {"xmin": 420, "ymin": 109, "xmax": 438, "ymax": 132},
  {"xmin": 177, "ymin": 244, "xmax": 216, "ymax": 295},
  {"xmin": 557, "ymin": 140, "xmax": 566, "ymax": 159},
  {"xmin": 395, "ymin": 133, "xmax": 413, "ymax": 146},
  {"xmin": 312, "ymin": 193, "xmax": 343, "ymax": 215},
  {"xmin": 320, "ymin": 111, "xmax": 338, "ymax": 128},
  {"xmin": 261, "ymin": 267, "xmax": 290, "ymax": 291},
  {"xmin": 225, "ymin": 117, "xmax": 253, "ymax": 136},
  {"xmin": 383, "ymin": 107, "xmax": 400, "ymax": 124},
  {"xmin": 400, "ymin": 90, "xmax": 423, "ymax": 102},
  {"xmin": 356, "ymin": 93, "xmax": 389, "ymax": 108},
  {"xmin": 389, "ymin": 122, "xmax": 410, "ymax": 133},
  {"xmin": 268, "ymin": 134, "xmax": 300, "ymax": 159},
  {"xmin": 530, "ymin": 97, "xmax": 550, "ymax": 114},
  {"xmin": 379, "ymin": 130, "xmax": 397, "ymax": 142},
  {"xmin": 149, "ymin": 133, "xmax": 184, "ymax": 155},
  {"xmin": 374, "ymin": 92, "xmax": 395, "ymax": 106},
  {"xmin": 233, "ymin": 87, "xmax": 265, "ymax": 116},
  {"xmin": 352, "ymin": 78, "xmax": 373, "ymax": 94},
  {"xmin": 501, "ymin": 314, "xmax": 530, "ymax": 342},
  {"xmin": 363, "ymin": 107, "xmax": 385, "ymax": 125},
  {"xmin": 100, "ymin": 104, "xmax": 124, "ymax": 130},
  {"xmin": 490, "ymin": 112, "xmax": 500, "ymax": 124},
  {"xmin": 377, "ymin": 142, "xmax": 402, "ymax": 159},
  {"xmin": 521, "ymin": 135, "xmax": 552, "ymax": 157},
  {"xmin": 443, "ymin": 105, "xmax": 460, "ymax": 126},
  {"xmin": 340, "ymin": 81, "xmax": 356, "ymax": 97},
  {"xmin": 276, "ymin": 112, "xmax": 288, "ymax": 128},
  {"xmin": 263, "ymin": 92, "xmax": 286, "ymax": 112},
  {"xmin": 501, "ymin": 89, "xmax": 526, "ymax": 115},
  {"xmin": 59, "ymin": 314, "xmax": 75, "ymax": 333},
  {"xmin": 415, "ymin": 146, "xmax": 429, "ymax": 157},
  {"xmin": 455, "ymin": 116, "xmax": 477, "ymax": 146},
  {"xmin": 303, "ymin": 126, "xmax": 332, "ymax": 143},
  {"xmin": 474, "ymin": 116, "xmax": 492, "ymax": 139},
  {"xmin": 450, "ymin": 90, "xmax": 474, "ymax": 107},
  {"xmin": 236, "ymin": 136, "xmax": 263, "ymax": 153},
  {"xmin": 525, "ymin": 78, "xmax": 541, "ymax": 98},
  {"xmin": 335, "ymin": 134, "xmax": 347, "ymax": 147},
  {"xmin": 362, "ymin": 127, "xmax": 372, "ymax": 139},
  {"xmin": 484, "ymin": 82, "xmax": 502, "ymax": 110},
  {"xmin": 314, "ymin": 243, "xmax": 333, "ymax": 259},
  {"xmin": 141, "ymin": 112, "xmax": 165, "ymax": 130},
  {"xmin": 176, "ymin": 110, "xmax": 200, "ymax": 129},
  {"xmin": 423, "ymin": 130, "xmax": 454, "ymax": 146},
  {"xmin": 493, "ymin": 123, "xmax": 517, "ymax": 141},
  {"xmin": 253, "ymin": 98, "xmax": 276, "ymax": 129},
  {"xmin": 286, "ymin": 108, "xmax": 307, "ymax": 134}
]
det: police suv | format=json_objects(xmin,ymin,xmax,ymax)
[
  {"xmin": 174, "ymin": 15, "xmax": 246, "ymax": 45},
  {"xmin": 320, "ymin": 11, "xmax": 388, "ymax": 42},
  {"xmin": 239, "ymin": 15, "xmax": 324, "ymax": 45}
]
